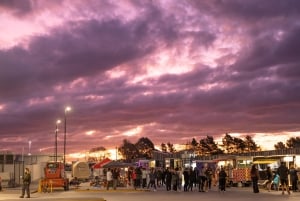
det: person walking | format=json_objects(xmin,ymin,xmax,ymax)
[
  {"xmin": 20, "ymin": 168, "xmax": 31, "ymax": 198},
  {"xmin": 277, "ymin": 162, "xmax": 290, "ymax": 195},
  {"xmin": 250, "ymin": 164, "xmax": 259, "ymax": 193}
]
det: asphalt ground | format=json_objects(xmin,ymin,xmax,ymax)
[{"xmin": 1, "ymin": 182, "xmax": 299, "ymax": 201}]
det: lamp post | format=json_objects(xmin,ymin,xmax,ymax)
[
  {"xmin": 55, "ymin": 119, "xmax": 61, "ymax": 162},
  {"xmin": 63, "ymin": 106, "xmax": 71, "ymax": 176}
]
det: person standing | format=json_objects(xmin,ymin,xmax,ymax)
[
  {"xmin": 165, "ymin": 168, "xmax": 172, "ymax": 191},
  {"xmin": 106, "ymin": 168, "xmax": 113, "ymax": 190},
  {"xmin": 141, "ymin": 168, "xmax": 147, "ymax": 188},
  {"xmin": 20, "ymin": 168, "xmax": 31, "ymax": 198},
  {"xmin": 250, "ymin": 164, "xmax": 259, "ymax": 193},
  {"xmin": 147, "ymin": 168, "xmax": 157, "ymax": 191},
  {"xmin": 0, "ymin": 175, "xmax": 2, "ymax": 191},
  {"xmin": 171, "ymin": 168, "xmax": 178, "ymax": 191},
  {"xmin": 188, "ymin": 167, "xmax": 197, "ymax": 191},
  {"xmin": 205, "ymin": 166, "xmax": 213, "ymax": 190},
  {"xmin": 183, "ymin": 168, "xmax": 189, "ymax": 192},
  {"xmin": 177, "ymin": 167, "xmax": 183, "ymax": 191},
  {"xmin": 198, "ymin": 166, "xmax": 206, "ymax": 192},
  {"xmin": 289, "ymin": 165, "xmax": 298, "ymax": 192},
  {"xmin": 112, "ymin": 168, "xmax": 120, "ymax": 190},
  {"xmin": 277, "ymin": 162, "xmax": 290, "ymax": 195},
  {"xmin": 131, "ymin": 168, "xmax": 137, "ymax": 190},
  {"xmin": 273, "ymin": 173, "xmax": 280, "ymax": 191},
  {"xmin": 135, "ymin": 167, "xmax": 142, "ymax": 188},
  {"xmin": 219, "ymin": 166, "xmax": 227, "ymax": 192},
  {"xmin": 265, "ymin": 166, "xmax": 273, "ymax": 192}
]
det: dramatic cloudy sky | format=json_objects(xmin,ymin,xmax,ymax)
[{"xmin": 1, "ymin": 0, "xmax": 300, "ymax": 157}]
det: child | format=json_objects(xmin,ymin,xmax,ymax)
[{"xmin": 272, "ymin": 173, "xmax": 279, "ymax": 191}]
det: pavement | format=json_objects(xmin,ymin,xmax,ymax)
[{"xmin": 0, "ymin": 181, "xmax": 299, "ymax": 201}]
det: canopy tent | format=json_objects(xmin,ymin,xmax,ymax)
[{"xmin": 93, "ymin": 158, "xmax": 112, "ymax": 169}]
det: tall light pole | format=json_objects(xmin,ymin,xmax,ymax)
[
  {"xmin": 28, "ymin": 140, "xmax": 32, "ymax": 156},
  {"xmin": 63, "ymin": 106, "xmax": 71, "ymax": 176},
  {"xmin": 55, "ymin": 119, "xmax": 61, "ymax": 162}
]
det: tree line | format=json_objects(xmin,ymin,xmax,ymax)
[{"xmin": 115, "ymin": 134, "xmax": 300, "ymax": 162}]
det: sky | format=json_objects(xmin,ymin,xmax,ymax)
[{"xmin": 1, "ymin": 0, "xmax": 300, "ymax": 157}]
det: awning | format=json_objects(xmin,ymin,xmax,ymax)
[
  {"xmin": 253, "ymin": 160, "xmax": 278, "ymax": 164},
  {"xmin": 102, "ymin": 161, "xmax": 135, "ymax": 168},
  {"xmin": 93, "ymin": 158, "xmax": 112, "ymax": 169}
]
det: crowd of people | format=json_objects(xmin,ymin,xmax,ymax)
[
  {"xmin": 103, "ymin": 163, "xmax": 298, "ymax": 195},
  {"xmin": 250, "ymin": 162, "xmax": 299, "ymax": 194},
  {"xmin": 123, "ymin": 165, "xmax": 228, "ymax": 192}
]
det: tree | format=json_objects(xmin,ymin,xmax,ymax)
[
  {"xmin": 135, "ymin": 137, "xmax": 155, "ymax": 159},
  {"xmin": 244, "ymin": 135, "xmax": 260, "ymax": 152},
  {"xmin": 199, "ymin": 136, "xmax": 223, "ymax": 155},
  {"xmin": 274, "ymin": 141, "xmax": 286, "ymax": 150},
  {"xmin": 88, "ymin": 146, "xmax": 107, "ymax": 161},
  {"xmin": 161, "ymin": 143, "xmax": 167, "ymax": 152},
  {"xmin": 190, "ymin": 138, "xmax": 200, "ymax": 155},
  {"xmin": 286, "ymin": 137, "xmax": 300, "ymax": 148},
  {"xmin": 234, "ymin": 137, "xmax": 246, "ymax": 153},
  {"xmin": 191, "ymin": 138, "xmax": 198, "ymax": 148},
  {"xmin": 222, "ymin": 133, "xmax": 236, "ymax": 153},
  {"xmin": 118, "ymin": 139, "xmax": 139, "ymax": 162},
  {"xmin": 167, "ymin": 142, "xmax": 176, "ymax": 153}
]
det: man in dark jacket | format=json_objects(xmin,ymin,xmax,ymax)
[
  {"xmin": 219, "ymin": 166, "xmax": 227, "ymax": 192},
  {"xmin": 277, "ymin": 162, "xmax": 290, "ymax": 195},
  {"xmin": 20, "ymin": 168, "xmax": 31, "ymax": 198}
]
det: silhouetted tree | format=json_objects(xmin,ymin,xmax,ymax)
[
  {"xmin": 234, "ymin": 137, "xmax": 246, "ymax": 153},
  {"xmin": 222, "ymin": 133, "xmax": 236, "ymax": 153},
  {"xmin": 286, "ymin": 137, "xmax": 300, "ymax": 148},
  {"xmin": 119, "ymin": 139, "xmax": 139, "ymax": 162},
  {"xmin": 135, "ymin": 137, "xmax": 155, "ymax": 159},
  {"xmin": 274, "ymin": 141, "xmax": 286, "ymax": 150},
  {"xmin": 191, "ymin": 138, "xmax": 198, "ymax": 148},
  {"xmin": 167, "ymin": 142, "xmax": 176, "ymax": 153},
  {"xmin": 199, "ymin": 136, "xmax": 223, "ymax": 155},
  {"xmin": 244, "ymin": 135, "xmax": 260, "ymax": 152},
  {"xmin": 188, "ymin": 138, "xmax": 202, "ymax": 155},
  {"xmin": 161, "ymin": 143, "xmax": 167, "ymax": 152}
]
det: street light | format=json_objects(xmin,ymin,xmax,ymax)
[
  {"xmin": 63, "ymin": 106, "xmax": 71, "ymax": 176},
  {"xmin": 54, "ymin": 119, "xmax": 61, "ymax": 162}
]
